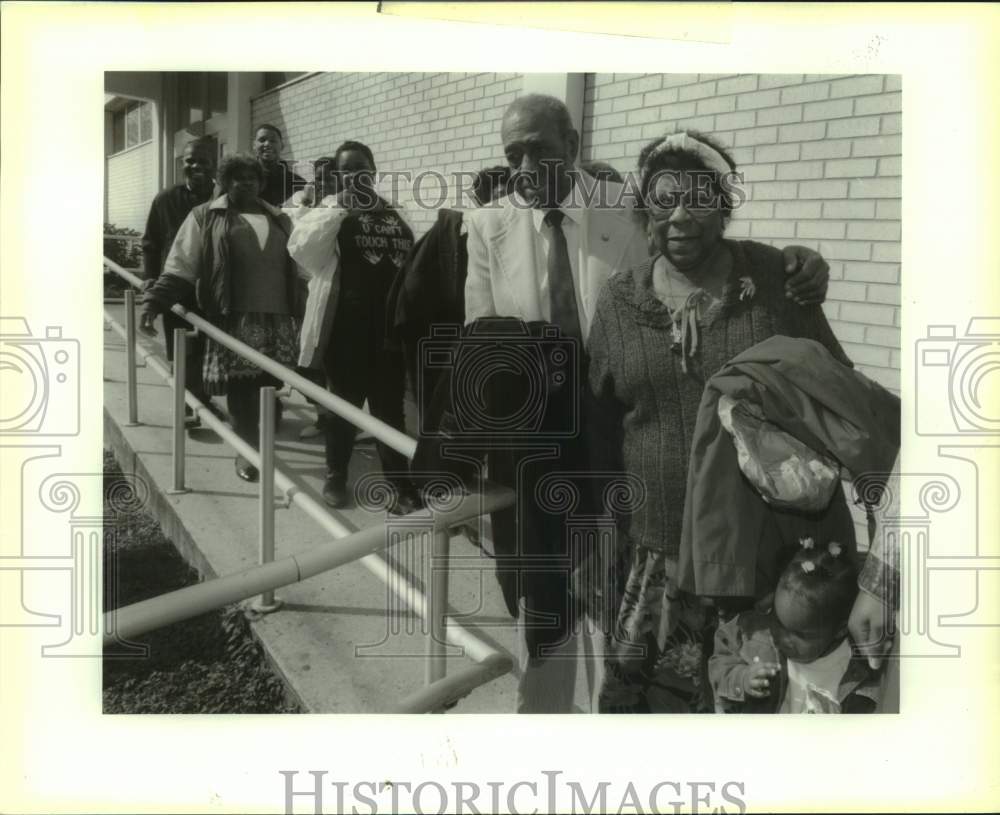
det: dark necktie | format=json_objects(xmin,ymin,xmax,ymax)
[{"xmin": 544, "ymin": 209, "xmax": 582, "ymax": 343}]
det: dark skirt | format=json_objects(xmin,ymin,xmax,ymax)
[
  {"xmin": 599, "ymin": 544, "xmax": 715, "ymax": 713},
  {"xmin": 202, "ymin": 311, "xmax": 300, "ymax": 396}
]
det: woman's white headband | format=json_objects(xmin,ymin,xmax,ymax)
[{"xmin": 642, "ymin": 132, "xmax": 733, "ymax": 180}]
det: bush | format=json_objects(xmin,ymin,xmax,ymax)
[
  {"xmin": 104, "ymin": 222, "xmax": 142, "ymax": 268},
  {"xmin": 104, "ymin": 223, "xmax": 142, "ymax": 299}
]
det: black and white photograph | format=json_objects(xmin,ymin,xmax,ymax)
[
  {"xmin": 3, "ymin": 3, "xmax": 998, "ymax": 815},
  {"xmin": 100, "ymin": 68, "xmax": 902, "ymax": 716}
]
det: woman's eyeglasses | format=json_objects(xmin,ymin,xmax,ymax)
[{"xmin": 647, "ymin": 191, "xmax": 722, "ymax": 220}]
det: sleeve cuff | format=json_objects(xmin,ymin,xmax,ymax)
[{"xmin": 719, "ymin": 666, "xmax": 749, "ymax": 701}]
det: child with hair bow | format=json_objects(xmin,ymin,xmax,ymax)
[{"xmin": 708, "ymin": 538, "xmax": 884, "ymax": 713}]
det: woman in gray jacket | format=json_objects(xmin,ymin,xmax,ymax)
[{"xmin": 141, "ymin": 153, "xmax": 302, "ymax": 483}]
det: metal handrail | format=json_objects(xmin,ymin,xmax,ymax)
[
  {"xmin": 104, "ymin": 257, "xmax": 416, "ymax": 459},
  {"xmin": 103, "ymin": 306, "xmax": 512, "ymax": 661},
  {"xmin": 103, "ymin": 256, "xmax": 515, "ymax": 712},
  {"xmin": 392, "ymin": 653, "xmax": 513, "ymax": 714},
  {"xmin": 102, "ymin": 486, "xmax": 513, "ymax": 645}
]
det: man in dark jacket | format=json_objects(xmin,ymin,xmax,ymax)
[
  {"xmin": 414, "ymin": 316, "xmax": 605, "ymax": 713},
  {"xmin": 253, "ymin": 123, "xmax": 307, "ymax": 207},
  {"xmin": 141, "ymin": 137, "xmax": 215, "ymax": 422},
  {"xmin": 386, "ymin": 165, "xmax": 511, "ymax": 417}
]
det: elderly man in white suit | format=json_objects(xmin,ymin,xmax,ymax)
[
  {"xmin": 465, "ymin": 97, "xmax": 646, "ymax": 342},
  {"xmin": 464, "ymin": 93, "xmax": 830, "ymax": 713}
]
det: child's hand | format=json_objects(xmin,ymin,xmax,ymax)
[{"xmin": 742, "ymin": 661, "xmax": 780, "ymax": 698}]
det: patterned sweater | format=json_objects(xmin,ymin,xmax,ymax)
[{"xmin": 587, "ymin": 240, "xmax": 852, "ymax": 565}]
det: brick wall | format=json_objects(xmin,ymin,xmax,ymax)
[
  {"xmin": 251, "ymin": 72, "xmax": 522, "ymax": 237},
  {"xmin": 106, "ymin": 142, "xmax": 156, "ymax": 232},
  {"xmin": 245, "ymin": 72, "xmax": 901, "ymax": 392},
  {"xmin": 582, "ymin": 73, "xmax": 901, "ymax": 393}
]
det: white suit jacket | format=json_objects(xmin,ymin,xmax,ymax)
[{"xmin": 463, "ymin": 180, "xmax": 647, "ymax": 342}]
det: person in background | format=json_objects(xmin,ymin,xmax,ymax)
[
  {"xmin": 311, "ymin": 140, "xmax": 418, "ymax": 514},
  {"xmin": 253, "ymin": 123, "xmax": 307, "ymax": 207},
  {"xmin": 709, "ymin": 539, "xmax": 882, "ymax": 713},
  {"xmin": 141, "ymin": 138, "xmax": 216, "ymax": 426},
  {"xmin": 387, "ymin": 164, "xmax": 512, "ymax": 417},
  {"xmin": 140, "ymin": 153, "xmax": 304, "ymax": 483},
  {"xmin": 286, "ymin": 155, "xmax": 339, "ymax": 208}
]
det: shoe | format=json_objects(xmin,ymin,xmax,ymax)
[
  {"xmin": 184, "ymin": 405, "xmax": 201, "ymax": 429},
  {"xmin": 235, "ymin": 455, "xmax": 259, "ymax": 483},
  {"xmin": 322, "ymin": 476, "xmax": 349, "ymax": 509},
  {"xmin": 388, "ymin": 488, "xmax": 423, "ymax": 516}
]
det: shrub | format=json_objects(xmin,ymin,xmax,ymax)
[
  {"xmin": 104, "ymin": 222, "xmax": 142, "ymax": 268},
  {"xmin": 104, "ymin": 223, "xmax": 142, "ymax": 298}
]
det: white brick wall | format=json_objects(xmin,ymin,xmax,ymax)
[
  {"xmin": 106, "ymin": 142, "xmax": 156, "ymax": 233},
  {"xmin": 243, "ymin": 72, "xmax": 901, "ymax": 392},
  {"xmin": 582, "ymin": 73, "xmax": 901, "ymax": 393},
  {"xmin": 251, "ymin": 72, "xmax": 522, "ymax": 237}
]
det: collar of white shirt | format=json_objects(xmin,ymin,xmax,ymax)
[{"xmin": 528, "ymin": 178, "xmax": 584, "ymax": 235}]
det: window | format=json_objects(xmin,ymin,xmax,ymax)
[
  {"xmin": 139, "ymin": 102, "xmax": 152, "ymax": 143},
  {"xmin": 126, "ymin": 104, "xmax": 140, "ymax": 146},
  {"xmin": 109, "ymin": 100, "xmax": 153, "ymax": 155},
  {"xmin": 112, "ymin": 110, "xmax": 126, "ymax": 153}
]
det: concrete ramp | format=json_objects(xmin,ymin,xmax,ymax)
[
  {"xmin": 103, "ymin": 305, "xmax": 527, "ymax": 713},
  {"xmin": 104, "ymin": 305, "xmax": 606, "ymax": 713}
]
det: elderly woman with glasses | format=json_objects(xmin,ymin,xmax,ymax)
[
  {"xmin": 141, "ymin": 152, "xmax": 304, "ymax": 483},
  {"xmin": 586, "ymin": 130, "xmax": 855, "ymax": 713}
]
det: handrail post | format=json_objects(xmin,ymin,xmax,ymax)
[
  {"xmin": 426, "ymin": 529, "xmax": 451, "ymax": 690},
  {"xmin": 123, "ymin": 288, "xmax": 140, "ymax": 426},
  {"xmin": 253, "ymin": 386, "xmax": 282, "ymax": 614},
  {"xmin": 168, "ymin": 328, "xmax": 190, "ymax": 494}
]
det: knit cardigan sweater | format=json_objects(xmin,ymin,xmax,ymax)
[{"xmin": 586, "ymin": 240, "xmax": 852, "ymax": 567}]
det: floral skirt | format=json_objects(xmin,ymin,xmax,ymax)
[
  {"xmin": 599, "ymin": 544, "xmax": 716, "ymax": 713},
  {"xmin": 202, "ymin": 312, "xmax": 300, "ymax": 396}
]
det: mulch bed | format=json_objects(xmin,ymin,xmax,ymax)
[{"xmin": 102, "ymin": 450, "xmax": 301, "ymax": 714}]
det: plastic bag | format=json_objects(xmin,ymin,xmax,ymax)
[
  {"xmin": 718, "ymin": 394, "xmax": 840, "ymax": 513},
  {"xmin": 285, "ymin": 204, "xmax": 347, "ymax": 276},
  {"xmin": 284, "ymin": 205, "xmax": 348, "ymax": 366}
]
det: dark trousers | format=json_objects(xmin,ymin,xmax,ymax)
[
  {"xmin": 296, "ymin": 365, "xmax": 332, "ymax": 418},
  {"xmin": 322, "ymin": 346, "xmax": 409, "ymax": 485},
  {"xmin": 162, "ymin": 310, "xmax": 206, "ymax": 400},
  {"xmin": 226, "ymin": 376, "xmax": 274, "ymax": 447}
]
